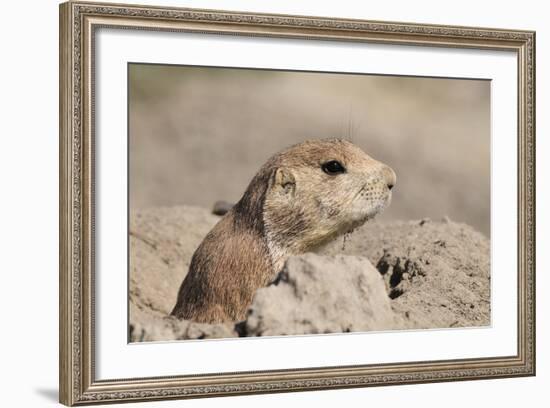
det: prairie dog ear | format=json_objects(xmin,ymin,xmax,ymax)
[{"xmin": 271, "ymin": 167, "xmax": 296, "ymax": 195}]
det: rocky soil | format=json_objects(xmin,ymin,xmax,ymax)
[{"xmin": 129, "ymin": 206, "xmax": 490, "ymax": 342}]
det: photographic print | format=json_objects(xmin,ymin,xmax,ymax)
[
  {"xmin": 128, "ymin": 64, "xmax": 491, "ymax": 342},
  {"xmin": 60, "ymin": 2, "xmax": 535, "ymax": 404}
]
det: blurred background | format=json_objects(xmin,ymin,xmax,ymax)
[{"xmin": 129, "ymin": 64, "xmax": 490, "ymax": 236}]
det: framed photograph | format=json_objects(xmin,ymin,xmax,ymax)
[{"xmin": 59, "ymin": 1, "xmax": 536, "ymax": 405}]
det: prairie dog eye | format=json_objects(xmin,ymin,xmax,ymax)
[{"xmin": 322, "ymin": 160, "xmax": 346, "ymax": 175}]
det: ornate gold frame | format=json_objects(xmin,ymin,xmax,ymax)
[{"xmin": 59, "ymin": 1, "xmax": 536, "ymax": 405}]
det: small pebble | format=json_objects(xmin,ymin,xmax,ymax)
[
  {"xmin": 212, "ymin": 200, "xmax": 233, "ymax": 216},
  {"xmin": 419, "ymin": 218, "xmax": 430, "ymax": 226},
  {"xmin": 434, "ymin": 240, "xmax": 447, "ymax": 248}
]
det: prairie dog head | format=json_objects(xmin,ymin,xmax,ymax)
[{"xmin": 262, "ymin": 139, "xmax": 396, "ymax": 255}]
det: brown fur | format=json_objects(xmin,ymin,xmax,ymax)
[{"xmin": 171, "ymin": 139, "xmax": 396, "ymax": 323}]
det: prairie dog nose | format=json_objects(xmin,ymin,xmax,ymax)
[{"xmin": 380, "ymin": 165, "xmax": 397, "ymax": 190}]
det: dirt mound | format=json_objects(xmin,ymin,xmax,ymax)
[
  {"xmin": 129, "ymin": 206, "xmax": 490, "ymax": 341},
  {"xmin": 245, "ymin": 253, "xmax": 402, "ymax": 336},
  {"xmin": 129, "ymin": 206, "xmax": 235, "ymax": 341},
  {"xmin": 320, "ymin": 218, "xmax": 491, "ymax": 329}
]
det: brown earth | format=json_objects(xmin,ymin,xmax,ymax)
[{"xmin": 129, "ymin": 206, "xmax": 490, "ymax": 342}]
